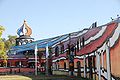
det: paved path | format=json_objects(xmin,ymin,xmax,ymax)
[
  {"xmin": 0, "ymin": 75, "xmax": 89, "ymax": 80},
  {"xmin": 27, "ymin": 75, "xmax": 88, "ymax": 80},
  {"xmin": 0, "ymin": 75, "xmax": 32, "ymax": 80}
]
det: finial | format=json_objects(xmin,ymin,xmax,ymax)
[
  {"xmin": 117, "ymin": 14, "xmax": 120, "ymax": 19},
  {"xmin": 117, "ymin": 14, "xmax": 119, "ymax": 17},
  {"xmin": 110, "ymin": 17, "xmax": 114, "ymax": 21},
  {"xmin": 24, "ymin": 20, "xmax": 26, "ymax": 22}
]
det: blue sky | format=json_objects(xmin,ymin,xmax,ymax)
[{"xmin": 0, "ymin": 0, "xmax": 120, "ymax": 40}]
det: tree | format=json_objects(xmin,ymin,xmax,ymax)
[
  {"xmin": 0, "ymin": 25, "xmax": 7, "ymax": 67},
  {"xmin": 8, "ymin": 35, "xmax": 17, "ymax": 46},
  {"xmin": 3, "ymin": 35, "xmax": 17, "ymax": 52},
  {"xmin": 0, "ymin": 42, "xmax": 5, "ymax": 56},
  {"xmin": 0, "ymin": 25, "xmax": 5, "ymax": 54},
  {"xmin": 4, "ymin": 40, "xmax": 11, "ymax": 51},
  {"xmin": 0, "ymin": 25, "xmax": 5, "ymax": 40}
]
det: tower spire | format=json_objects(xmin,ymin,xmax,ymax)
[
  {"xmin": 16, "ymin": 20, "xmax": 34, "ymax": 46},
  {"xmin": 17, "ymin": 20, "xmax": 32, "ymax": 37}
]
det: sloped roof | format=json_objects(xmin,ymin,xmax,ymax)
[
  {"xmin": 11, "ymin": 34, "xmax": 69, "ymax": 53},
  {"xmin": 11, "ymin": 19, "xmax": 120, "ymax": 53},
  {"xmin": 78, "ymin": 22, "xmax": 117, "ymax": 55}
]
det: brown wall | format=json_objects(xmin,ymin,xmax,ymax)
[
  {"xmin": 110, "ymin": 38, "xmax": 120, "ymax": 77},
  {"xmin": 53, "ymin": 38, "xmax": 120, "ymax": 78},
  {"xmin": 103, "ymin": 38, "xmax": 120, "ymax": 77}
]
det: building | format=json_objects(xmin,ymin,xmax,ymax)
[
  {"xmin": 6, "ymin": 20, "xmax": 46, "ymax": 71},
  {"xmin": 11, "ymin": 18, "xmax": 120, "ymax": 79}
]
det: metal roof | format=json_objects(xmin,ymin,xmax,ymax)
[{"xmin": 11, "ymin": 34, "xmax": 69, "ymax": 53}]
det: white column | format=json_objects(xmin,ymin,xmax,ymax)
[
  {"xmin": 35, "ymin": 44, "xmax": 38, "ymax": 76},
  {"xmin": 79, "ymin": 37, "xmax": 81, "ymax": 49},
  {"xmin": 101, "ymin": 51, "xmax": 104, "ymax": 70},
  {"xmin": 46, "ymin": 57, "xmax": 49, "ymax": 75},
  {"xmin": 106, "ymin": 42, "xmax": 111, "ymax": 80},
  {"xmin": 83, "ymin": 55, "xmax": 86, "ymax": 78},
  {"xmin": 98, "ymin": 52, "xmax": 101, "ymax": 80},
  {"xmin": 96, "ymin": 51, "xmax": 98, "ymax": 72},
  {"xmin": 96, "ymin": 51, "xmax": 101, "ymax": 80},
  {"xmin": 46, "ymin": 44, "xmax": 49, "ymax": 76}
]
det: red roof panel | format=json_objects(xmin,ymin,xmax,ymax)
[{"xmin": 78, "ymin": 23, "xmax": 117, "ymax": 55}]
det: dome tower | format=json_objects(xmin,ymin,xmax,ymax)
[{"xmin": 16, "ymin": 20, "xmax": 34, "ymax": 46}]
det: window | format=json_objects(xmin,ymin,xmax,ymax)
[
  {"xmin": 61, "ymin": 44, "xmax": 64, "ymax": 54},
  {"xmin": 24, "ymin": 40, "xmax": 28, "ymax": 44},
  {"xmin": 41, "ymin": 62, "xmax": 45, "ymax": 67},
  {"xmin": 67, "ymin": 44, "xmax": 70, "ymax": 55},
  {"xmin": 30, "ymin": 40, "xmax": 33, "ymax": 43},
  {"xmin": 77, "ymin": 61, "xmax": 81, "ymax": 70},
  {"xmin": 77, "ymin": 41, "xmax": 79, "ymax": 51},
  {"xmin": 77, "ymin": 61, "xmax": 81, "ymax": 76},
  {"xmin": 82, "ymin": 37, "xmax": 85, "ymax": 47},
  {"xmin": 56, "ymin": 60, "xmax": 59, "ymax": 70},
  {"xmin": 16, "ymin": 39, "xmax": 19, "ymax": 46},
  {"xmin": 64, "ymin": 62, "xmax": 66, "ymax": 69},
  {"xmin": 55, "ymin": 46, "xmax": 59, "ymax": 57},
  {"xmin": 71, "ymin": 45, "xmax": 74, "ymax": 52},
  {"xmin": 80, "ymin": 37, "xmax": 85, "ymax": 48},
  {"xmin": 74, "ymin": 47, "xmax": 76, "ymax": 56}
]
